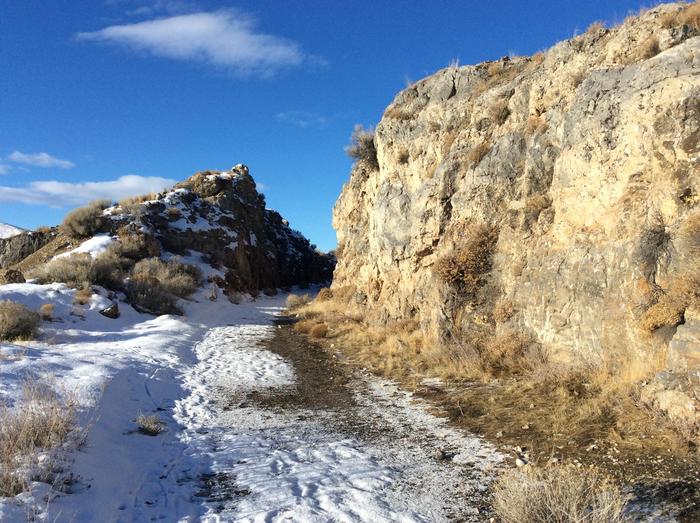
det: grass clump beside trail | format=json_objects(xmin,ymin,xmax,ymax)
[
  {"xmin": 0, "ymin": 380, "xmax": 76, "ymax": 497},
  {"xmin": 492, "ymin": 464, "xmax": 626, "ymax": 523},
  {"xmin": 0, "ymin": 301, "xmax": 40, "ymax": 341}
]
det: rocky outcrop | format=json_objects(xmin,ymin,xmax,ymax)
[
  {"xmin": 108, "ymin": 164, "xmax": 334, "ymax": 295},
  {"xmin": 0, "ymin": 230, "xmax": 57, "ymax": 269},
  {"xmin": 332, "ymin": 3, "xmax": 700, "ymax": 368}
]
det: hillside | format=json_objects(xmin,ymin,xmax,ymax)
[{"xmin": 1, "ymin": 164, "xmax": 333, "ymax": 295}]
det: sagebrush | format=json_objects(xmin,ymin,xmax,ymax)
[
  {"xmin": 0, "ymin": 301, "xmax": 40, "ymax": 341},
  {"xmin": 60, "ymin": 199, "xmax": 111, "ymax": 239}
]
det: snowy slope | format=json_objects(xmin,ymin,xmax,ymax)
[{"xmin": 0, "ymin": 222, "xmax": 25, "ymax": 239}]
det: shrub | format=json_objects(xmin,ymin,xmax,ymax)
[
  {"xmin": 136, "ymin": 413, "xmax": 165, "ymax": 436},
  {"xmin": 316, "ymin": 288, "xmax": 333, "ymax": 301},
  {"xmin": 434, "ymin": 224, "xmax": 499, "ymax": 290},
  {"xmin": 33, "ymin": 252, "xmax": 127, "ymax": 291},
  {"xmin": 0, "ymin": 380, "xmax": 75, "ymax": 496},
  {"xmin": 492, "ymin": 464, "xmax": 626, "ymax": 523},
  {"xmin": 481, "ymin": 331, "xmax": 546, "ymax": 376},
  {"xmin": 114, "ymin": 231, "xmax": 161, "ymax": 260},
  {"xmin": 488, "ymin": 98, "xmax": 510, "ymax": 126},
  {"xmin": 60, "ymin": 199, "xmax": 111, "ymax": 239},
  {"xmin": 0, "ymin": 301, "xmax": 40, "ymax": 341},
  {"xmin": 127, "ymin": 274, "xmax": 180, "ymax": 315},
  {"xmin": 467, "ymin": 141, "xmax": 491, "ymax": 167},
  {"xmin": 286, "ymin": 293, "xmax": 311, "ymax": 308},
  {"xmin": 131, "ymin": 258, "xmax": 202, "ymax": 298},
  {"xmin": 637, "ymin": 36, "xmax": 660, "ymax": 61},
  {"xmin": 493, "ymin": 299, "xmax": 515, "ymax": 323},
  {"xmin": 310, "ymin": 323, "xmax": 329, "ymax": 339},
  {"xmin": 661, "ymin": 1, "xmax": 700, "ymax": 30},
  {"xmin": 39, "ymin": 303, "xmax": 54, "ymax": 321},
  {"xmin": 345, "ymin": 124, "xmax": 379, "ymax": 170},
  {"xmin": 73, "ymin": 286, "xmax": 93, "ymax": 305}
]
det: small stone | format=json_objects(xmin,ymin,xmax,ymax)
[
  {"xmin": 99, "ymin": 302, "xmax": 120, "ymax": 319},
  {"xmin": 515, "ymin": 458, "xmax": 528, "ymax": 467},
  {"xmin": 521, "ymin": 424, "xmax": 530, "ymax": 430},
  {"xmin": 495, "ymin": 431, "xmax": 503, "ymax": 438},
  {"xmin": 432, "ymin": 449, "xmax": 447, "ymax": 461}
]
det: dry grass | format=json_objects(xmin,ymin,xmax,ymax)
[
  {"xmin": 114, "ymin": 231, "xmax": 161, "ymax": 260},
  {"xmin": 60, "ymin": 199, "xmax": 111, "ymax": 239},
  {"xmin": 524, "ymin": 115, "xmax": 548, "ymax": 135},
  {"xmin": 118, "ymin": 193, "xmax": 155, "ymax": 207},
  {"xmin": 131, "ymin": 258, "xmax": 202, "ymax": 298},
  {"xmin": 0, "ymin": 380, "xmax": 76, "ymax": 497},
  {"xmin": 492, "ymin": 464, "xmax": 626, "ymax": 523},
  {"xmin": 636, "ymin": 36, "xmax": 660, "ymax": 61},
  {"xmin": 33, "ymin": 251, "xmax": 128, "ymax": 292},
  {"xmin": 136, "ymin": 413, "xmax": 165, "ymax": 436},
  {"xmin": 488, "ymin": 98, "xmax": 510, "ymax": 126},
  {"xmin": 493, "ymin": 299, "xmax": 515, "ymax": 323},
  {"xmin": 166, "ymin": 207, "xmax": 182, "ymax": 219},
  {"xmin": 286, "ymin": 293, "xmax": 312, "ymax": 308},
  {"xmin": 39, "ymin": 304, "xmax": 54, "ymax": 321},
  {"xmin": 309, "ymin": 323, "xmax": 329, "ymax": 339},
  {"xmin": 570, "ymin": 70, "xmax": 586, "ymax": 88},
  {"xmin": 0, "ymin": 301, "xmax": 40, "ymax": 341},
  {"xmin": 73, "ymin": 286, "xmax": 93, "ymax": 306},
  {"xmin": 434, "ymin": 224, "xmax": 499, "ymax": 290},
  {"xmin": 467, "ymin": 141, "xmax": 491, "ymax": 167},
  {"xmin": 661, "ymin": 1, "xmax": 700, "ymax": 30},
  {"xmin": 316, "ymin": 288, "xmax": 333, "ymax": 301},
  {"xmin": 345, "ymin": 124, "xmax": 378, "ymax": 170}
]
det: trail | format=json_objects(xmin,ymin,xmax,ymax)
[{"xmin": 173, "ymin": 311, "xmax": 503, "ymax": 522}]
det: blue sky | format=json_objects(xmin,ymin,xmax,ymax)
[{"xmin": 1, "ymin": 0, "xmax": 658, "ymax": 251}]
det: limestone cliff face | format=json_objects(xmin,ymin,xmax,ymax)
[
  {"xmin": 332, "ymin": 3, "xmax": 700, "ymax": 367},
  {"xmin": 0, "ymin": 230, "xmax": 57, "ymax": 270}
]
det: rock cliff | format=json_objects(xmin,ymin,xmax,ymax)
[{"xmin": 332, "ymin": 3, "xmax": 700, "ymax": 370}]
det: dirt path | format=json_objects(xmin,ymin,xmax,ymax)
[{"xmin": 181, "ymin": 316, "xmax": 504, "ymax": 521}]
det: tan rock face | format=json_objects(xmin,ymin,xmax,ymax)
[{"xmin": 332, "ymin": 3, "xmax": 700, "ymax": 367}]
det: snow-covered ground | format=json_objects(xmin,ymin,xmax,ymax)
[
  {"xmin": 0, "ymin": 282, "xmax": 503, "ymax": 522},
  {"xmin": 0, "ymin": 223, "xmax": 25, "ymax": 239}
]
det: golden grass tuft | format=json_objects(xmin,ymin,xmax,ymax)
[
  {"xmin": 466, "ymin": 141, "xmax": 492, "ymax": 167},
  {"xmin": 316, "ymin": 288, "xmax": 333, "ymax": 301},
  {"xmin": 492, "ymin": 464, "xmax": 626, "ymax": 523},
  {"xmin": 661, "ymin": 1, "xmax": 700, "ymax": 30},
  {"xmin": 286, "ymin": 293, "xmax": 312, "ymax": 308},
  {"xmin": 0, "ymin": 380, "xmax": 76, "ymax": 496},
  {"xmin": 488, "ymin": 98, "xmax": 510, "ymax": 126},
  {"xmin": 39, "ymin": 303, "xmax": 55, "ymax": 322},
  {"xmin": 309, "ymin": 323, "xmax": 329, "ymax": 339},
  {"xmin": 493, "ymin": 299, "xmax": 515, "ymax": 323},
  {"xmin": 136, "ymin": 413, "xmax": 165, "ymax": 436}
]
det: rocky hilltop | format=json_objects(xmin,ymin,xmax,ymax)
[
  {"xmin": 1, "ymin": 164, "xmax": 333, "ymax": 294},
  {"xmin": 333, "ymin": 1, "xmax": 699, "ymax": 378}
]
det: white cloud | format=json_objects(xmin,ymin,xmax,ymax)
[
  {"xmin": 7, "ymin": 151, "xmax": 75, "ymax": 169},
  {"xmin": 0, "ymin": 175, "xmax": 176, "ymax": 207},
  {"xmin": 276, "ymin": 111, "xmax": 328, "ymax": 129},
  {"xmin": 77, "ymin": 10, "xmax": 309, "ymax": 76}
]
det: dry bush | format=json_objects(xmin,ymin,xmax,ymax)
[
  {"xmin": 570, "ymin": 70, "xmax": 586, "ymax": 88},
  {"xmin": 115, "ymin": 231, "xmax": 161, "ymax": 261},
  {"xmin": 118, "ymin": 193, "xmax": 154, "ymax": 207},
  {"xmin": 131, "ymin": 258, "xmax": 202, "ymax": 298},
  {"xmin": 434, "ymin": 224, "xmax": 499, "ymax": 290},
  {"xmin": 492, "ymin": 464, "xmax": 626, "ymax": 523},
  {"xmin": 0, "ymin": 301, "xmax": 40, "ymax": 341},
  {"xmin": 637, "ymin": 36, "xmax": 660, "ymax": 60},
  {"xmin": 345, "ymin": 124, "xmax": 378, "ymax": 170},
  {"xmin": 0, "ymin": 380, "xmax": 76, "ymax": 497},
  {"xmin": 397, "ymin": 148, "xmax": 410, "ymax": 165},
  {"xmin": 488, "ymin": 98, "xmax": 510, "ymax": 126},
  {"xmin": 73, "ymin": 286, "xmax": 93, "ymax": 306},
  {"xmin": 35, "ymin": 226, "xmax": 52, "ymax": 234},
  {"xmin": 640, "ymin": 267, "xmax": 700, "ymax": 332},
  {"xmin": 316, "ymin": 288, "xmax": 333, "ymax": 301},
  {"xmin": 39, "ymin": 303, "xmax": 54, "ymax": 321},
  {"xmin": 587, "ymin": 21, "xmax": 605, "ymax": 33},
  {"xmin": 384, "ymin": 105, "xmax": 414, "ymax": 120},
  {"xmin": 136, "ymin": 413, "xmax": 165, "ymax": 436},
  {"xmin": 127, "ymin": 275, "xmax": 180, "ymax": 315},
  {"xmin": 166, "ymin": 207, "xmax": 182, "ymax": 219},
  {"xmin": 467, "ymin": 141, "xmax": 491, "ymax": 167},
  {"xmin": 493, "ymin": 299, "xmax": 515, "ymax": 323},
  {"xmin": 60, "ymin": 199, "xmax": 111, "ymax": 239},
  {"xmin": 481, "ymin": 330, "xmax": 546, "ymax": 376},
  {"xmin": 286, "ymin": 293, "xmax": 312, "ymax": 308},
  {"xmin": 661, "ymin": 1, "xmax": 700, "ymax": 29},
  {"xmin": 524, "ymin": 115, "xmax": 548, "ymax": 135},
  {"xmin": 310, "ymin": 323, "xmax": 329, "ymax": 339},
  {"xmin": 33, "ymin": 252, "xmax": 127, "ymax": 291}
]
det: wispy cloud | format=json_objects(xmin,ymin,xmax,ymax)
[
  {"xmin": 276, "ymin": 111, "xmax": 328, "ymax": 129},
  {"xmin": 0, "ymin": 175, "xmax": 175, "ymax": 207},
  {"xmin": 77, "ymin": 9, "xmax": 312, "ymax": 77},
  {"xmin": 0, "ymin": 164, "xmax": 10, "ymax": 175},
  {"xmin": 7, "ymin": 151, "xmax": 75, "ymax": 169}
]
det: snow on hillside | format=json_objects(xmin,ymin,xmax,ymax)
[{"xmin": 0, "ymin": 222, "xmax": 25, "ymax": 239}]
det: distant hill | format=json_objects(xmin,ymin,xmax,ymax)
[{"xmin": 0, "ymin": 222, "xmax": 26, "ymax": 239}]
